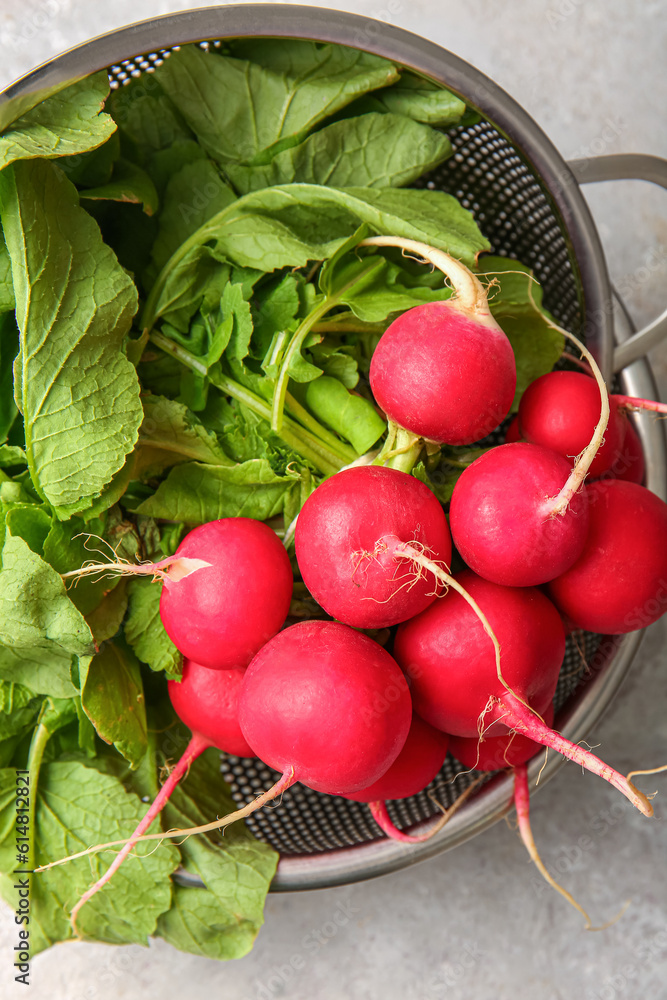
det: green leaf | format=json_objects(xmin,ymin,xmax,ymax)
[
  {"xmin": 0, "ymin": 646, "xmax": 83, "ymax": 700},
  {"xmin": 136, "ymin": 459, "xmax": 299, "ymax": 523},
  {"xmin": 59, "ymin": 130, "xmax": 120, "ymax": 187},
  {"xmin": 0, "ymin": 72, "xmax": 116, "ymax": 172},
  {"xmin": 109, "ymin": 78, "xmax": 193, "ymax": 159},
  {"xmin": 144, "ymin": 183, "xmax": 488, "ymax": 331},
  {"xmin": 4, "ymin": 504, "xmax": 52, "ymax": 555},
  {"xmin": 0, "ymin": 532, "xmax": 95, "ymax": 660},
  {"xmin": 42, "ymin": 517, "xmax": 115, "ymax": 617},
  {"xmin": 0, "ymin": 445, "xmax": 26, "ymax": 469},
  {"xmin": 0, "ymin": 761, "xmax": 179, "ymax": 952},
  {"xmin": 146, "ymin": 139, "xmax": 208, "ymax": 198},
  {"xmin": 84, "ymin": 579, "xmax": 128, "ymax": 645},
  {"xmin": 227, "ymin": 113, "xmax": 452, "ymax": 193},
  {"xmin": 0, "ymin": 680, "xmax": 42, "ymax": 741},
  {"xmin": 135, "ymin": 394, "xmax": 234, "ymax": 480},
  {"xmin": 374, "ymin": 72, "xmax": 467, "ymax": 125},
  {"xmin": 478, "ymin": 256, "xmax": 565, "ymax": 411},
  {"xmin": 156, "ymin": 43, "xmax": 398, "ymax": 165},
  {"xmin": 305, "ymin": 377, "xmax": 385, "ymax": 453},
  {"xmin": 125, "ymin": 577, "xmax": 183, "ymax": 679},
  {"xmin": 80, "ymin": 158, "xmax": 159, "ymax": 216},
  {"xmin": 251, "ymin": 273, "xmax": 301, "ymax": 358},
  {"xmin": 155, "ymin": 746, "xmax": 278, "ymax": 960},
  {"xmin": 0, "ymin": 312, "xmax": 18, "ymax": 440},
  {"xmin": 150, "ymin": 159, "xmax": 236, "ymax": 272},
  {"xmin": 0, "ymin": 159, "xmax": 142, "ymax": 517},
  {"xmin": 79, "ymin": 641, "xmax": 147, "ymax": 768},
  {"xmin": 0, "ymin": 235, "xmax": 14, "ymax": 312}
]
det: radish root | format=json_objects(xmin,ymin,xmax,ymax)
[
  {"xmin": 513, "ymin": 763, "xmax": 629, "ymax": 930},
  {"xmin": 34, "ymin": 768, "xmax": 297, "ymax": 875},
  {"xmin": 368, "ymin": 773, "xmax": 486, "ymax": 843}
]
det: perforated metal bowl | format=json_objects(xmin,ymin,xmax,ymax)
[{"xmin": 3, "ymin": 4, "xmax": 666, "ymax": 891}]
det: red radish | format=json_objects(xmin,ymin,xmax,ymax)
[
  {"xmin": 393, "ymin": 569, "xmax": 652, "ymax": 816},
  {"xmin": 361, "ymin": 236, "xmax": 516, "ymax": 446},
  {"xmin": 295, "ymin": 465, "xmax": 452, "ymax": 628},
  {"xmin": 167, "ymin": 659, "xmax": 256, "ymax": 758},
  {"xmin": 343, "ymin": 713, "xmax": 450, "ymax": 843},
  {"xmin": 238, "ymin": 620, "xmax": 412, "ymax": 794},
  {"xmin": 44, "ymin": 621, "xmax": 413, "ymax": 867},
  {"xmin": 547, "ymin": 479, "xmax": 667, "ymax": 634},
  {"xmin": 61, "ymin": 659, "xmax": 256, "ymax": 931},
  {"xmin": 63, "ymin": 518, "xmax": 294, "ymax": 670},
  {"xmin": 504, "ymin": 415, "xmax": 523, "ymax": 444},
  {"xmin": 395, "ymin": 570, "xmax": 565, "ymax": 738},
  {"xmin": 450, "ymin": 318, "xmax": 612, "ymax": 588},
  {"xmin": 519, "ymin": 371, "xmax": 626, "ymax": 479},
  {"xmin": 450, "ymin": 442, "xmax": 591, "ymax": 587},
  {"xmin": 610, "ymin": 418, "xmax": 644, "ymax": 484}
]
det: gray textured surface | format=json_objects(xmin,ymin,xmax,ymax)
[{"xmin": 1, "ymin": 2, "xmax": 666, "ymax": 997}]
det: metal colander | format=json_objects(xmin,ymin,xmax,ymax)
[{"xmin": 2, "ymin": 4, "xmax": 665, "ymax": 892}]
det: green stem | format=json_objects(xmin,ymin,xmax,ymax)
[
  {"xmin": 284, "ymin": 391, "xmax": 356, "ymax": 464},
  {"xmin": 149, "ymin": 332, "xmax": 346, "ymax": 476},
  {"xmin": 377, "ymin": 424, "xmax": 423, "ymax": 474},
  {"xmin": 271, "ymin": 296, "xmax": 339, "ymax": 433},
  {"xmin": 26, "ymin": 714, "xmax": 51, "ymax": 870}
]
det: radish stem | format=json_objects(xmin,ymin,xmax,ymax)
[
  {"xmin": 69, "ymin": 732, "xmax": 211, "ymax": 935},
  {"xmin": 496, "ymin": 694, "xmax": 653, "ymax": 817},
  {"xmin": 34, "ymin": 769, "xmax": 297, "ymax": 872}
]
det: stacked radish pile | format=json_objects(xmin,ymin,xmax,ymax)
[{"xmin": 45, "ymin": 241, "xmax": 667, "ymax": 929}]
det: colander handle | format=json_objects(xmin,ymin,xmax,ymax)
[{"xmin": 567, "ymin": 154, "xmax": 667, "ymax": 372}]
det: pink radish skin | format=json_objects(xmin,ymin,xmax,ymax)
[
  {"xmin": 357, "ymin": 236, "xmax": 516, "ymax": 446},
  {"xmin": 344, "ymin": 714, "xmax": 448, "ymax": 802},
  {"xmin": 548, "ymin": 479, "xmax": 667, "ymax": 634},
  {"xmin": 608, "ymin": 418, "xmax": 644, "ymax": 484},
  {"xmin": 239, "ymin": 620, "xmax": 412, "ymax": 795},
  {"xmin": 167, "ymin": 659, "xmax": 256, "ymax": 758},
  {"xmin": 519, "ymin": 371, "xmax": 626, "ymax": 479},
  {"xmin": 449, "ymin": 442, "xmax": 590, "ymax": 587},
  {"xmin": 344, "ymin": 714, "xmax": 449, "ymax": 844},
  {"xmin": 66, "ymin": 661, "xmax": 256, "ymax": 931},
  {"xmin": 450, "ymin": 703, "xmax": 555, "ymax": 772},
  {"xmin": 295, "ymin": 466, "xmax": 452, "ymax": 628},
  {"xmin": 160, "ymin": 518, "xmax": 293, "ymax": 669},
  {"xmin": 394, "ymin": 570, "xmax": 565, "ymax": 739},
  {"xmin": 393, "ymin": 570, "xmax": 652, "ymax": 816},
  {"xmin": 370, "ymin": 300, "xmax": 516, "ymax": 445},
  {"xmin": 504, "ymin": 415, "xmax": 523, "ymax": 444}
]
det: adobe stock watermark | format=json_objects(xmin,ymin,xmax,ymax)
[
  {"xmin": 240, "ymin": 897, "xmax": 360, "ymax": 1000},
  {"xmin": 1, "ymin": 0, "xmax": 63, "ymax": 47},
  {"xmin": 425, "ymin": 940, "xmax": 486, "ymax": 995},
  {"xmin": 545, "ymin": 0, "xmax": 585, "ymax": 29}
]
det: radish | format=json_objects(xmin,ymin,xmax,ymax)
[
  {"xmin": 504, "ymin": 415, "xmax": 522, "ymax": 444},
  {"xmin": 547, "ymin": 479, "xmax": 667, "ymax": 634},
  {"xmin": 449, "ymin": 319, "xmax": 612, "ymax": 587},
  {"xmin": 41, "ymin": 620, "xmax": 414, "ymax": 870},
  {"xmin": 360, "ymin": 236, "xmax": 516, "ymax": 446},
  {"xmin": 611, "ymin": 418, "xmax": 644, "ymax": 484},
  {"xmin": 449, "ymin": 441, "xmax": 591, "ymax": 587},
  {"xmin": 343, "ymin": 713, "xmax": 451, "ymax": 843},
  {"xmin": 294, "ymin": 465, "xmax": 452, "ymax": 628},
  {"xmin": 63, "ymin": 518, "xmax": 294, "ymax": 669},
  {"xmin": 518, "ymin": 370, "xmax": 626, "ymax": 479},
  {"xmin": 238, "ymin": 620, "xmax": 412, "ymax": 794},
  {"xmin": 60, "ymin": 659, "xmax": 255, "ymax": 931},
  {"xmin": 393, "ymin": 569, "xmax": 653, "ymax": 816}
]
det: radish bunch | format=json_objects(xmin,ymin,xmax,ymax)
[{"xmin": 50, "ymin": 238, "xmax": 667, "ymax": 931}]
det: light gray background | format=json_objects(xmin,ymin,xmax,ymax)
[{"xmin": 1, "ymin": 2, "xmax": 666, "ymax": 998}]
